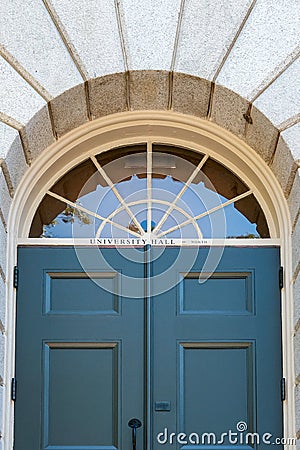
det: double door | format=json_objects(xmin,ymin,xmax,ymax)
[{"xmin": 14, "ymin": 246, "xmax": 283, "ymax": 449}]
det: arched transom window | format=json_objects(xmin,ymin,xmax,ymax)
[{"xmin": 30, "ymin": 144, "xmax": 270, "ymax": 241}]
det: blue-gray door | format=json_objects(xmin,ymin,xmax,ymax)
[
  {"xmin": 14, "ymin": 247, "xmax": 145, "ymax": 450},
  {"xmin": 151, "ymin": 247, "xmax": 283, "ymax": 449},
  {"xmin": 14, "ymin": 246, "xmax": 283, "ymax": 449}
]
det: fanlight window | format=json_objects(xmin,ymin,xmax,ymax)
[{"xmin": 30, "ymin": 144, "xmax": 269, "ymax": 239}]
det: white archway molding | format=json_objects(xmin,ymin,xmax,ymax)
[
  {"xmin": 12, "ymin": 111, "xmax": 291, "ymax": 238},
  {"xmin": 4, "ymin": 111, "xmax": 295, "ymax": 449}
]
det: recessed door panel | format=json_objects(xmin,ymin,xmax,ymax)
[
  {"xmin": 45, "ymin": 272, "xmax": 120, "ymax": 315},
  {"xmin": 179, "ymin": 272, "xmax": 253, "ymax": 315},
  {"xmin": 44, "ymin": 343, "xmax": 119, "ymax": 449},
  {"xmin": 179, "ymin": 342, "xmax": 254, "ymax": 435}
]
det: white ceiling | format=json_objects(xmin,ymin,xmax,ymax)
[{"xmin": 0, "ymin": 0, "xmax": 299, "ymax": 161}]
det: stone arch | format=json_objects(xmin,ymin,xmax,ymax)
[
  {"xmin": 0, "ymin": 71, "xmax": 299, "ymax": 447},
  {"xmin": 1, "ymin": 72, "xmax": 299, "ymax": 230}
]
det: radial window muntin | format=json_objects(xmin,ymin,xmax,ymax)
[{"xmin": 29, "ymin": 143, "xmax": 270, "ymax": 240}]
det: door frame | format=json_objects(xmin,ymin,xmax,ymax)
[{"xmin": 4, "ymin": 111, "xmax": 294, "ymax": 449}]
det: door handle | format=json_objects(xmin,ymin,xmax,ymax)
[{"xmin": 128, "ymin": 418, "xmax": 142, "ymax": 450}]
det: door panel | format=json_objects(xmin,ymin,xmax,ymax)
[
  {"xmin": 179, "ymin": 272, "xmax": 253, "ymax": 315},
  {"xmin": 15, "ymin": 247, "xmax": 145, "ymax": 450},
  {"xmin": 45, "ymin": 271, "xmax": 120, "ymax": 315},
  {"xmin": 45, "ymin": 343, "xmax": 119, "ymax": 447},
  {"xmin": 152, "ymin": 247, "xmax": 283, "ymax": 449},
  {"xmin": 179, "ymin": 342, "xmax": 254, "ymax": 434}
]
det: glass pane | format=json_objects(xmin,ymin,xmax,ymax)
[
  {"xmin": 231, "ymin": 194, "xmax": 269, "ymax": 238},
  {"xmin": 50, "ymin": 159, "xmax": 100, "ymax": 201},
  {"xmin": 153, "ymin": 144, "xmax": 204, "ymax": 166},
  {"xmin": 223, "ymin": 203, "xmax": 261, "ymax": 238},
  {"xmin": 153, "ymin": 144, "xmax": 206, "ymax": 184},
  {"xmin": 30, "ymin": 194, "xmax": 96, "ymax": 238},
  {"xmin": 95, "ymin": 210, "xmax": 132, "ymax": 239},
  {"xmin": 96, "ymin": 144, "xmax": 147, "ymax": 184},
  {"xmin": 201, "ymin": 158, "xmax": 249, "ymax": 199}
]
